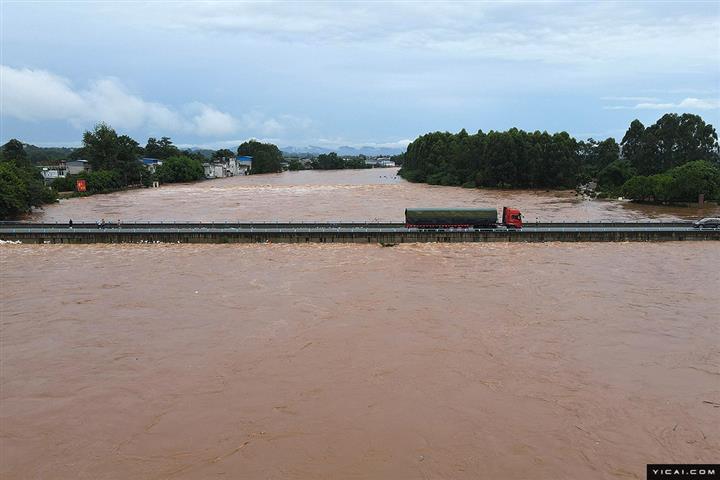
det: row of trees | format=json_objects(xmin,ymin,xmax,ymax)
[
  {"xmin": 398, "ymin": 113, "xmax": 719, "ymax": 203},
  {"xmin": 287, "ymin": 152, "xmax": 370, "ymax": 171},
  {"xmin": 401, "ymin": 128, "xmax": 586, "ymax": 188}
]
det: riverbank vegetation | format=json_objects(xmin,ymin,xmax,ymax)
[
  {"xmin": 1, "ymin": 140, "xmax": 57, "ymax": 219},
  {"xmin": 0, "ymin": 123, "xmax": 227, "ymax": 219},
  {"xmin": 287, "ymin": 154, "xmax": 373, "ymax": 171},
  {"xmin": 399, "ymin": 113, "xmax": 719, "ymax": 204},
  {"xmin": 620, "ymin": 160, "xmax": 720, "ymax": 204}
]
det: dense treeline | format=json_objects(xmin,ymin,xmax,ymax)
[
  {"xmin": 401, "ymin": 128, "xmax": 582, "ymax": 188},
  {"xmin": 287, "ymin": 153, "xmax": 371, "ymax": 171},
  {"xmin": 399, "ymin": 113, "xmax": 720, "ymax": 203},
  {"xmin": 0, "ymin": 140, "xmax": 57, "ymax": 219},
  {"xmin": 313, "ymin": 152, "xmax": 368, "ymax": 170}
]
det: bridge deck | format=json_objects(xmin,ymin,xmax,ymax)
[{"xmin": 1, "ymin": 222, "xmax": 718, "ymax": 243}]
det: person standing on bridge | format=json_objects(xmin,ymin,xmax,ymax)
[{"xmin": 68, "ymin": 219, "xmax": 73, "ymax": 229}]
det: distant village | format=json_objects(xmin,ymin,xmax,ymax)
[{"xmin": 37, "ymin": 155, "xmax": 397, "ymax": 184}]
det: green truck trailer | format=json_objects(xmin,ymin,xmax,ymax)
[{"xmin": 404, "ymin": 207, "xmax": 523, "ymax": 229}]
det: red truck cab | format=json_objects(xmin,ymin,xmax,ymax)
[{"xmin": 501, "ymin": 207, "xmax": 523, "ymax": 229}]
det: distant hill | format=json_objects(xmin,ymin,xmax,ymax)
[
  {"xmin": 22, "ymin": 144, "xmax": 77, "ymax": 165},
  {"xmin": 184, "ymin": 147, "xmax": 214, "ymax": 159},
  {"xmin": 282, "ymin": 145, "xmax": 405, "ymax": 156}
]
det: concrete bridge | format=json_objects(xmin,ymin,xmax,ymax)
[{"xmin": 1, "ymin": 222, "xmax": 718, "ymax": 244}]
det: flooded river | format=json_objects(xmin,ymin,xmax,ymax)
[
  {"xmin": 2, "ymin": 170, "xmax": 719, "ymax": 479},
  {"xmin": 28, "ymin": 168, "xmax": 720, "ymax": 222}
]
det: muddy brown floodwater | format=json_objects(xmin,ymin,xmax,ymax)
[
  {"xmin": 28, "ymin": 168, "xmax": 720, "ymax": 222},
  {"xmin": 2, "ymin": 170, "xmax": 719, "ymax": 479}
]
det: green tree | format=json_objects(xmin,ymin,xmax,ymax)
[
  {"xmin": 2, "ymin": 139, "xmax": 29, "ymax": 165},
  {"xmin": 621, "ymin": 175, "xmax": 655, "ymax": 202},
  {"xmin": 237, "ymin": 140, "xmax": 283, "ymax": 174},
  {"xmin": 595, "ymin": 138, "xmax": 620, "ymax": 170},
  {"xmin": 651, "ymin": 174, "xmax": 674, "ymax": 203},
  {"xmin": 598, "ymin": 160, "xmax": 636, "ymax": 189},
  {"xmin": 212, "ymin": 149, "xmax": 235, "ymax": 160},
  {"xmin": 620, "ymin": 119, "xmax": 647, "ymax": 170},
  {"xmin": 75, "ymin": 124, "xmax": 144, "ymax": 185},
  {"xmin": 0, "ymin": 161, "xmax": 30, "ymax": 218},
  {"xmin": 665, "ymin": 160, "xmax": 720, "ymax": 202},
  {"xmin": 156, "ymin": 156, "xmax": 205, "ymax": 183},
  {"xmin": 116, "ymin": 135, "xmax": 144, "ymax": 185},
  {"xmin": 401, "ymin": 127, "xmax": 580, "ymax": 189},
  {"xmin": 288, "ymin": 158, "xmax": 304, "ymax": 171},
  {"xmin": 145, "ymin": 136, "xmax": 180, "ymax": 159},
  {"xmin": 81, "ymin": 123, "xmax": 121, "ymax": 171},
  {"xmin": 315, "ymin": 152, "xmax": 345, "ymax": 170},
  {"xmin": 345, "ymin": 157, "xmax": 369, "ymax": 169},
  {"xmin": 622, "ymin": 114, "xmax": 719, "ymax": 175},
  {"xmin": 621, "ymin": 161, "xmax": 720, "ymax": 204},
  {"xmin": 0, "ymin": 140, "xmax": 57, "ymax": 218}
]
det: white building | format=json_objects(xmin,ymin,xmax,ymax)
[
  {"xmin": 66, "ymin": 159, "xmax": 89, "ymax": 174},
  {"xmin": 39, "ymin": 165, "xmax": 67, "ymax": 183},
  {"xmin": 204, "ymin": 157, "xmax": 248, "ymax": 178},
  {"xmin": 223, "ymin": 157, "xmax": 240, "ymax": 176}
]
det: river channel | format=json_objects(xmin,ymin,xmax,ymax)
[{"xmin": 2, "ymin": 169, "xmax": 718, "ymax": 479}]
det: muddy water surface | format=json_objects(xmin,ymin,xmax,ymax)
[
  {"xmin": 3, "ymin": 169, "xmax": 720, "ymax": 479},
  {"xmin": 30, "ymin": 168, "xmax": 720, "ymax": 222},
  {"xmin": 2, "ymin": 243, "xmax": 719, "ymax": 479}
]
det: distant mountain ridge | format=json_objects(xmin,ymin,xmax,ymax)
[{"xmin": 281, "ymin": 145, "xmax": 405, "ymax": 156}]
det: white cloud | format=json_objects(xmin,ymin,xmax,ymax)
[
  {"xmin": 115, "ymin": 2, "xmax": 719, "ymax": 70},
  {"xmin": 676, "ymin": 98, "xmax": 720, "ymax": 110},
  {"xmin": 0, "ymin": 64, "xmax": 310, "ymax": 138},
  {"xmin": 601, "ymin": 96, "xmax": 660, "ymax": 102},
  {"xmin": 80, "ymin": 78, "xmax": 183, "ymax": 131},
  {"xmin": 0, "ymin": 65, "xmax": 86, "ymax": 121},
  {"xmin": 603, "ymin": 97, "xmax": 720, "ymax": 110},
  {"xmin": 186, "ymin": 102, "xmax": 238, "ymax": 136},
  {"xmin": 234, "ymin": 112, "xmax": 314, "ymax": 137}
]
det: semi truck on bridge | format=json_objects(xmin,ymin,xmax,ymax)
[{"xmin": 405, "ymin": 207, "xmax": 523, "ymax": 230}]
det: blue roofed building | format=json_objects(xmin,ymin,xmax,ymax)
[
  {"xmin": 140, "ymin": 157, "xmax": 162, "ymax": 173},
  {"xmin": 237, "ymin": 156, "xmax": 252, "ymax": 173}
]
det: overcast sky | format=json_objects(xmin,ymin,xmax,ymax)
[{"xmin": 1, "ymin": 1, "xmax": 719, "ymax": 149}]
